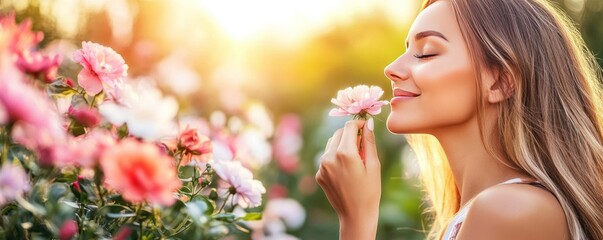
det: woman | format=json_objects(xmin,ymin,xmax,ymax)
[{"xmin": 315, "ymin": 0, "xmax": 603, "ymax": 239}]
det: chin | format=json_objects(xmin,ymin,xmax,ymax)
[
  {"xmin": 386, "ymin": 112, "xmax": 430, "ymax": 134},
  {"xmin": 386, "ymin": 113, "xmax": 410, "ymax": 134}
]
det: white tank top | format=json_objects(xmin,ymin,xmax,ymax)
[{"xmin": 441, "ymin": 178, "xmax": 544, "ymax": 240}]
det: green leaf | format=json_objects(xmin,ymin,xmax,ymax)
[
  {"xmin": 213, "ymin": 213, "xmax": 236, "ymax": 223},
  {"xmin": 178, "ymin": 165, "xmax": 195, "ymax": 179},
  {"xmin": 241, "ymin": 212, "xmax": 262, "ymax": 221},
  {"xmin": 67, "ymin": 121, "xmax": 86, "ymax": 137},
  {"xmin": 106, "ymin": 212, "xmax": 136, "ymax": 218},
  {"xmin": 47, "ymin": 78, "xmax": 76, "ymax": 97},
  {"xmin": 48, "ymin": 183, "xmax": 69, "ymax": 202},
  {"xmin": 117, "ymin": 124, "xmax": 129, "ymax": 139},
  {"xmin": 191, "ymin": 196, "xmax": 214, "ymax": 214},
  {"xmin": 186, "ymin": 200, "xmax": 210, "ymax": 224},
  {"xmin": 233, "ymin": 222, "xmax": 251, "ymax": 233},
  {"xmin": 70, "ymin": 93, "xmax": 88, "ymax": 107},
  {"xmin": 207, "ymin": 225, "xmax": 229, "ymax": 239}
]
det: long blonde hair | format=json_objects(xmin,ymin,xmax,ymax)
[{"xmin": 410, "ymin": 0, "xmax": 603, "ymax": 239}]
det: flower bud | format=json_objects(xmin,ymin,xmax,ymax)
[{"xmin": 58, "ymin": 220, "xmax": 77, "ymax": 240}]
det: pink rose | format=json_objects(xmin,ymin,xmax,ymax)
[
  {"xmin": 329, "ymin": 85, "xmax": 389, "ymax": 118},
  {"xmin": 100, "ymin": 139, "xmax": 181, "ymax": 206},
  {"xmin": 178, "ymin": 127, "xmax": 213, "ymax": 165},
  {"xmin": 73, "ymin": 41, "xmax": 128, "ymax": 95}
]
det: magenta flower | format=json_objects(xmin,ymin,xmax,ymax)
[
  {"xmin": 73, "ymin": 41, "xmax": 128, "ymax": 95},
  {"xmin": 213, "ymin": 161, "xmax": 266, "ymax": 208},
  {"xmin": 328, "ymin": 85, "xmax": 389, "ymax": 118},
  {"xmin": 0, "ymin": 163, "xmax": 31, "ymax": 206}
]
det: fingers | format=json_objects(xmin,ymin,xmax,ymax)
[
  {"xmin": 337, "ymin": 120, "xmax": 365, "ymax": 160},
  {"xmin": 325, "ymin": 129, "xmax": 343, "ymax": 156},
  {"xmin": 362, "ymin": 118, "xmax": 380, "ymax": 171}
]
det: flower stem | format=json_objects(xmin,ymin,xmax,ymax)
[
  {"xmin": 1, "ymin": 136, "xmax": 8, "ymax": 164},
  {"xmin": 1, "ymin": 125, "xmax": 12, "ymax": 164},
  {"xmin": 95, "ymin": 178, "xmax": 105, "ymax": 206},
  {"xmin": 217, "ymin": 193, "xmax": 231, "ymax": 213},
  {"xmin": 135, "ymin": 203, "xmax": 144, "ymax": 240},
  {"xmin": 190, "ymin": 166, "xmax": 198, "ymax": 199}
]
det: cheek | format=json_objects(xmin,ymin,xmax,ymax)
[{"xmin": 387, "ymin": 60, "xmax": 478, "ymax": 134}]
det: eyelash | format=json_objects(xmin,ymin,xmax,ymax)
[{"xmin": 413, "ymin": 53, "xmax": 437, "ymax": 59}]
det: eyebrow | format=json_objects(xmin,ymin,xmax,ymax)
[{"xmin": 405, "ymin": 30, "xmax": 449, "ymax": 48}]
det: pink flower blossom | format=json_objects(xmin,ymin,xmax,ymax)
[
  {"xmin": 73, "ymin": 41, "xmax": 128, "ymax": 95},
  {"xmin": 0, "ymin": 56, "xmax": 63, "ymax": 136},
  {"xmin": 72, "ymin": 129, "xmax": 116, "ymax": 167},
  {"xmin": 58, "ymin": 220, "xmax": 78, "ymax": 240},
  {"xmin": 0, "ymin": 12, "xmax": 43, "ymax": 57},
  {"xmin": 68, "ymin": 105, "xmax": 101, "ymax": 128},
  {"xmin": 0, "ymin": 13, "xmax": 60, "ymax": 83},
  {"xmin": 0, "ymin": 102, "xmax": 7, "ymax": 125},
  {"xmin": 212, "ymin": 161, "xmax": 266, "ymax": 208},
  {"xmin": 16, "ymin": 50, "xmax": 61, "ymax": 83},
  {"xmin": 0, "ymin": 163, "xmax": 30, "ymax": 206},
  {"xmin": 0, "ymin": 57, "xmax": 68, "ymax": 166},
  {"xmin": 273, "ymin": 114, "xmax": 302, "ymax": 173},
  {"xmin": 100, "ymin": 139, "xmax": 181, "ymax": 206},
  {"xmin": 178, "ymin": 127, "xmax": 213, "ymax": 165},
  {"xmin": 329, "ymin": 85, "xmax": 389, "ymax": 117},
  {"xmin": 114, "ymin": 227, "xmax": 132, "ymax": 240}
]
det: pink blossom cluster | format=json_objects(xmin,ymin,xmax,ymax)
[
  {"xmin": 0, "ymin": 12, "xmax": 61, "ymax": 83},
  {"xmin": 329, "ymin": 85, "xmax": 389, "ymax": 118}
]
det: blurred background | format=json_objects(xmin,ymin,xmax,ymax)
[{"xmin": 1, "ymin": 0, "xmax": 601, "ymax": 239}]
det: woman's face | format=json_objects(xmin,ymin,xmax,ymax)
[{"xmin": 385, "ymin": 1, "xmax": 479, "ymax": 134}]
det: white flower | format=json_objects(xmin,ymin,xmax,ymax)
[
  {"xmin": 236, "ymin": 128, "xmax": 272, "ymax": 168},
  {"xmin": 99, "ymin": 79, "xmax": 178, "ymax": 141},
  {"xmin": 245, "ymin": 102, "xmax": 274, "ymax": 137},
  {"xmin": 155, "ymin": 53, "xmax": 201, "ymax": 96},
  {"xmin": 212, "ymin": 160, "xmax": 266, "ymax": 208}
]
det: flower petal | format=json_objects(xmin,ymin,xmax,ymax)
[{"xmin": 77, "ymin": 68, "xmax": 103, "ymax": 95}]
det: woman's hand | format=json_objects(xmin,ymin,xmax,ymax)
[{"xmin": 315, "ymin": 119, "xmax": 381, "ymax": 240}]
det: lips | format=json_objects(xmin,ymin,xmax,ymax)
[{"xmin": 393, "ymin": 88, "xmax": 420, "ymax": 97}]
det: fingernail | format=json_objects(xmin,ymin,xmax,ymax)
[{"xmin": 367, "ymin": 118, "xmax": 374, "ymax": 131}]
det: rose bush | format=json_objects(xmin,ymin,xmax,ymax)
[{"xmin": 0, "ymin": 13, "xmax": 271, "ymax": 240}]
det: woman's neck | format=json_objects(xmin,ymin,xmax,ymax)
[{"xmin": 432, "ymin": 117, "xmax": 532, "ymax": 207}]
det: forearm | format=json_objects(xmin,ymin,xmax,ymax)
[{"xmin": 339, "ymin": 213, "xmax": 379, "ymax": 240}]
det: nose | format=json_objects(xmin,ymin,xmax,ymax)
[{"xmin": 384, "ymin": 55, "xmax": 410, "ymax": 82}]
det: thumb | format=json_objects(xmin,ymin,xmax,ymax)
[{"xmin": 362, "ymin": 118, "xmax": 379, "ymax": 167}]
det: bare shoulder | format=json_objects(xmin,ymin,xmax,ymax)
[{"xmin": 456, "ymin": 183, "xmax": 569, "ymax": 240}]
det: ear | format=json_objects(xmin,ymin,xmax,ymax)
[{"xmin": 484, "ymin": 68, "xmax": 514, "ymax": 104}]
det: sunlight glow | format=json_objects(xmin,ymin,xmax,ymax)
[{"xmin": 193, "ymin": 0, "xmax": 417, "ymax": 44}]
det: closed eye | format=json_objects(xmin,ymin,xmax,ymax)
[{"xmin": 413, "ymin": 53, "xmax": 437, "ymax": 59}]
